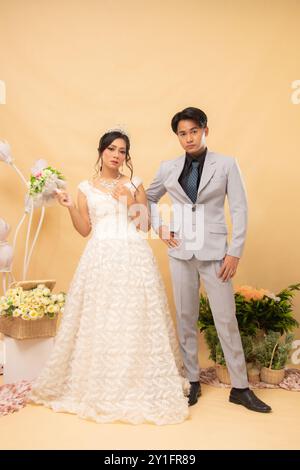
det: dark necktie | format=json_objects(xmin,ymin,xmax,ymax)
[{"xmin": 186, "ymin": 160, "xmax": 200, "ymax": 203}]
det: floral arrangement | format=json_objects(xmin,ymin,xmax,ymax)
[
  {"xmin": 199, "ymin": 283, "xmax": 300, "ymax": 338},
  {"xmin": 235, "ymin": 285, "xmax": 281, "ymax": 302},
  {"xmin": 28, "ymin": 159, "xmax": 66, "ymax": 208},
  {"xmin": 0, "ymin": 284, "xmax": 66, "ymax": 321}
]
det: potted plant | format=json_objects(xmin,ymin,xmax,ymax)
[
  {"xmin": 198, "ymin": 283, "xmax": 299, "ymax": 384},
  {"xmin": 0, "ymin": 280, "xmax": 66, "ymax": 339},
  {"xmin": 254, "ymin": 331, "xmax": 294, "ymax": 384},
  {"xmin": 202, "ymin": 324, "xmax": 231, "ymax": 384}
]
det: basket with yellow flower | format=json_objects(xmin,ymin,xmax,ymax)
[{"xmin": 0, "ymin": 280, "xmax": 65, "ymax": 339}]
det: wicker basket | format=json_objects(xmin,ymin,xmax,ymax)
[
  {"xmin": 260, "ymin": 367, "xmax": 285, "ymax": 385},
  {"xmin": 0, "ymin": 315, "xmax": 58, "ymax": 339},
  {"xmin": 9, "ymin": 279, "xmax": 56, "ymax": 291},
  {"xmin": 216, "ymin": 365, "xmax": 231, "ymax": 385},
  {"xmin": 247, "ymin": 368, "xmax": 260, "ymax": 384},
  {"xmin": 0, "ymin": 279, "xmax": 58, "ymax": 340}
]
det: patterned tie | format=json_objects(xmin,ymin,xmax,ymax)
[{"xmin": 186, "ymin": 160, "xmax": 200, "ymax": 203}]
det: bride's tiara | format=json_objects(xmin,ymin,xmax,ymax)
[{"xmin": 105, "ymin": 126, "xmax": 129, "ymax": 138}]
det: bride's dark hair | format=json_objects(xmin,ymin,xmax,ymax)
[{"xmin": 94, "ymin": 131, "xmax": 133, "ymax": 180}]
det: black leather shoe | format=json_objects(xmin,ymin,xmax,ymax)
[
  {"xmin": 188, "ymin": 381, "xmax": 201, "ymax": 406},
  {"xmin": 229, "ymin": 388, "xmax": 272, "ymax": 413}
]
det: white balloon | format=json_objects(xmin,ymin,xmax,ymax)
[
  {"xmin": 0, "ymin": 140, "xmax": 13, "ymax": 164},
  {"xmin": 0, "ymin": 243, "xmax": 13, "ymax": 271},
  {"xmin": 0, "ymin": 219, "xmax": 10, "ymax": 241}
]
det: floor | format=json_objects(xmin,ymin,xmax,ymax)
[{"xmin": 0, "ymin": 341, "xmax": 299, "ymax": 450}]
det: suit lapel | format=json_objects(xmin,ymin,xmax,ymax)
[
  {"xmin": 173, "ymin": 155, "xmax": 191, "ymax": 201},
  {"xmin": 197, "ymin": 150, "xmax": 217, "ymax": 197}
]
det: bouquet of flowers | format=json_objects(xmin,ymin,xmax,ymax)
[
  {"xmin": 0, "ymin": 284, "xmax": 66, "ymax": 321},
  {"xmin": 28, "ymin": 159, "xmax": 66, "ymax": 208}
]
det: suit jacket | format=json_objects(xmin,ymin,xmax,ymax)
[{"xmin": 146, "ymin": 150, "xmax": 248, "ymax": 260}]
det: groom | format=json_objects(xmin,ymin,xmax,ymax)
[{"xmin": 146, "ymin": 107, "xmax": 271, "ymax": 412}]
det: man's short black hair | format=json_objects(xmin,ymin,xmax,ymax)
[{"xmin": 171, "ymin": 107, "xmax": 208, "ymax": 133}]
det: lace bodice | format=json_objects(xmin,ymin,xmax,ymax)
[{"xmin": 78, "ymin": 176, "xmax": 143, "ymax": 239}]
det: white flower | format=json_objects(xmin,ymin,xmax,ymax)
[
  {"xmin": 42, "ymin": 288, "xmax": 51, "ymax": 296},
  {"xmin": 28, "ymin": 310, "xmax": 38, "ymax": 319},
  {"xmin": 57, "ymin": 293, "xmax": 65, "ymax": 303},
  {"xmin": 11, "ymin": 295, "xmax": 21, "ymax": 307},
  {"xmin": 31, "ymin": 159, "xmax": 48, "ymax": 176},
  {"xmin": 266, "ymin": 292, "xmax": 281, "ymax": 302},
  {"xmin": 0, "ymin": 303, "xmax": 9, "ymax": 311},
  {"xmin": 13, "ymin": 309, "xmax": 22, "ymax": 317}
]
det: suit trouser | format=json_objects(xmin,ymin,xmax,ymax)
[{"xmin": 169, "ymin": 255, "xmax": 248, "ymax": 388}]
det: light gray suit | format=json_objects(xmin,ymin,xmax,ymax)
[{"xmin": 146, "ymin": 150, "xmax": 248, "ymax": 387}]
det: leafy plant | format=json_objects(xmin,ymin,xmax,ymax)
[
  {"xmin": 198, "ymin": 283, "xmax": 299, "ymax": 367},
  {"xmin": 198, "ymin": 284, "xmax": 299, "ymax": 336},
  {"xmin": 254, "ymin": 331, "xmax": 294, "ymax": 370}
]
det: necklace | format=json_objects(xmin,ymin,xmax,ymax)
[{"xmin": 97, "ymin": 173, "xmax": 122, "ymax": 193}]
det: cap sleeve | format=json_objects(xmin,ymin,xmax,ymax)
[
  {"xmin": 123, "ymin": 176, "xmax": 143, "ymax": 195},
  {"xmin": 131, "ymin": 176, "xmax": 143, "ymax": 189},
  {"xmin": 78, "ymin": 180, "xmax": 89, "ymax": 196}
]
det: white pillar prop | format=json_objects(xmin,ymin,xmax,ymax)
[{"xmin": 3, "ymin": 336, "xmax": 55, "ymax": 383}]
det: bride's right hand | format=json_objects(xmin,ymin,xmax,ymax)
[{"xmin": 55, "ymin": 189, "xmax": 74, "ymax": 208}]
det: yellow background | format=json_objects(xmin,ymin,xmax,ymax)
[{"xmin": 1, "ymin": 0, "xmax": 299, "ymax": 337}]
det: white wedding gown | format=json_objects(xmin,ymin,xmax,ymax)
[{"xmin": 29, "ymin": 177, "xmax": 189, "ymax": 425}]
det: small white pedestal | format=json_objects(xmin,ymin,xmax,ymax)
[{"xmin": 3, "ymin": 336, "xmax": 54, "ymax": 384}]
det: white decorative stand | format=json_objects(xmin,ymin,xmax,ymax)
[{"xmin": 3, "ymin": 336, "xmax": 54, "ymax": 383}]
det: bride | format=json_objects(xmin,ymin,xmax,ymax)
[{"xmin": 28, "ymin": 128, "xmax": 189, "ymax": 425}]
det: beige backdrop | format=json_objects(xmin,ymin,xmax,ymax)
[{"xmin": 1, "ymin": 0, "xmax": 299, "ymax": 337}]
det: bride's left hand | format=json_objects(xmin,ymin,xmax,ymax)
[{"xmin": 111, "ymin": 182, "xmax": 135, "ymax": 207}]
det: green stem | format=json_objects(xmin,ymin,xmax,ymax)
[{"xmin": 269, "ymin": 341, "xmax": 279, "ymax": 369}]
